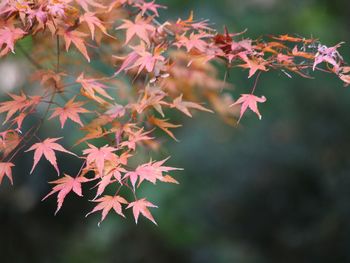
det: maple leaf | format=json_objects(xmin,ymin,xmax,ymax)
[
  {"xmin": 79, "ymin": 12, "xmax": 110, "ymax": 40},
  {"xmin": 124, "ymin": 157, "xmax": 182, "ymax": 189},
  {"xmin": 0, "ymin": 92, "xmax": 28, "ymax": 124},
  {"xmin": 313, "ymin": 42, "xmax": 344, "ymax": 72},
  {"xmin": 339, "ymin": 66, "xmax": 350, "ymax": 87},
  {"xmin": 77, "ymin": 73, "xmax": 113, "ymax": 104},
  {"xmin": 120, "ymin": 128, "xmax": 153, "ymax": 150},
  {"xmin": 83, "ymin": 144, "xmax": 118, "ymax": 176},
  {"xmin": 131, "ymin": 85, "xmax": 168, "ymax": 116},
  {"xmin": 231, "ymin": 94, "xmax": 267, "ymax": 123},
  {"xmin": 49, "ymin": 97, "xmax": 89, "ymax": 128},
  {"xmin": 175, "ymin": 32, "xmax": 210, "ymax": 52},
  {"xmin": 86, "ymin": 195, "xmax": 129, "ymax": 225},
  {"xmin": 134, "ymin": 1, "xmax": 167, "ymax": 17},
  {"xmin": 25, "ymin": 138, "xmax": 77, "ymax": 175},
  {"xmin": 239, "ymin": 57, "xmax": 268, "ymax": 78},
  {"xmin": 127, "ymin": 198, "xmax": 158, "ymax": 225},
  {"xmin": 148, "ymin": 116, "xmax": 181, "ymax": 141},
  {"xmin": 0, "ymin": 92, "xmax": 40, "ymax": 124},
  {"xmin": 129, "ymin": 44, "xmax": 165, "ymax": 75},
  {"xmin": 42, "ymin": 174, "xmax": 89, "ymax": 214},
  {"xmin": 0, "ymin": 162, "xmax": 15, "ymax": 185},
  {"xmin": 0, "ymin": 130, "xmax": 20, "ymax": 158},
  {"xmin": 116, "ymin": 15, "xmax": 155, "ymax": 46},
  {"xmin": 93, "ymin": 166, "xmax": 126, "ymax": 198},
  {"xmin": 62, "ymin": 30, "xmax": 90, "ymax": 62},
  {"xmin": 0, "ymin": 26, "xmax": 26, "ymax": 56},
  {"xmin": 171, "ymin": 94, "xmax": 213, "ymax": 117}
]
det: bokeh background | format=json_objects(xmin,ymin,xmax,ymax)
[{"xmin": 1, "ymin": 0, "xmax": 350, "ymax": 262}]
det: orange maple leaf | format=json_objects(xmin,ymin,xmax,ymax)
[{"xmin": 148, "ymin": 116, "xmax": 181, "ymax": 141}]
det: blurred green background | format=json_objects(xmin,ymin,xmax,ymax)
[{"xmin": 1, "ymin": 0, "xmax": 350, "ymax": 262}]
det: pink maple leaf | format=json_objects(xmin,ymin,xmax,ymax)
[
  {"xmin": 86, "ymin": 195, "xmax": 129, "ymax": 225},
  {"xmin": 25, "ymin": 138, "xmax": 77, "ymax": 175},
  {"xmin": 127, "ymin": 198, "xmax": 158, "ymax": 225},
  {"xmin": 0, "ymin": 26, "xmax": 26, "ymax": 56},
  {"xmin": 0, "ymin": 162, "xmax": 15, "ymax": 185},
  {"xmin": 42, "ymin": 174, "xmax": 89, "ymax": 214},
  {"xmin": 49, "ymin": 97, "xmax": 89, "ymax": 128},
  {"xmin": 231, "ymin": 94, "xmax": 267, "ymax": 122},
  {"xmin": 116, "ymin": 15, "xmax": 155, "ymax": 46}
]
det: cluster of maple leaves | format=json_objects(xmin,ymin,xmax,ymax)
[{"xmin": 0, "ymin": 0, "xmax": 348, "ymax": 225}]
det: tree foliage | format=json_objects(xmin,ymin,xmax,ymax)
[{"xmin": 0, "ymin": 0, "xmax": 348, "ymax": 225}]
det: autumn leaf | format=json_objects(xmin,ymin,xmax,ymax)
[
  {"xmin": 116, "ymin": 15, "xmax": 155, "ymax": 46},
  {"xmin": 79, "ymin": 12, "xmax": 110, "ymax": 40},
  {"xmin": 0, "ymin": 162, "xmax": 15, "ymax": 185},
  {"xmin": 83, "ymin": 144, "xmax": 118, "ymax": 176},
  {"xmin": 124, "ymin": 157, "xmax": 182, "ymax": 189},
  {"xmin": 127, "ymin": 198, "xmax": 158, "ymax": 225},
  {"xmin": 231, "ymin": 94, "xmax": 267, "ymax": 123},
  {"xmin": 94, "ymin": 165, "xmax": 126, "ymax": 198},
  {"xmin": 170, "ymin": 94, "xmax": 213, "ymax": 117},
  {"xmin": 42, "ymin": 174, "xmax": 89, "ymax": 214},
  {"xmin": 49, "ymin": 97, "xmax": 89, "ymax": 128},
  {"xmin": 62, "ymin": 30, "xmax": 91, "ymax": 62},
  {"xmin": 313, "ymin": 42, "xmax": 344, "ymax": 72},
  {"xmin": 135, "ymin": 1, "xmax": 167, "ymax": 17},
  {"xmin": 148, "ymin": 116, "xmax": 181, "ymax": 141},
  {"xmin": 0, "ymin": 26, "xmax": 26, "ymax": 56},
  {"xmin": 77, "ymin": 73, "xmax": 113, "ymax": 104},
  {"xmin": 239, "ymin": 57, "xmax": 268, "ymax": 78},
  {"xmin": 0, "ymin": 92, "xmax": 40, "ymax": 124},
  {"xmin": 86, "ymin": 195, "xmax": 129, "ymax": 225},
  {"xmin": 120, "ymin": 128, "xmax": 153, "ymax": 150},
  {"xmin": 25, "ymin": 138, "xmax": 77, "ymax": 175}
]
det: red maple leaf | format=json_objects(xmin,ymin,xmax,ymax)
[
  {"xmin": 127, "ymin": 198, "xmax": 158, "ymax": 225},
  {"xmin": 25, "ymin": 137, "xmax": 77, "ymax": 175},
  {"xmin": 42, "ymin": 174, "xmax": 89, "ymax": 214}
]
